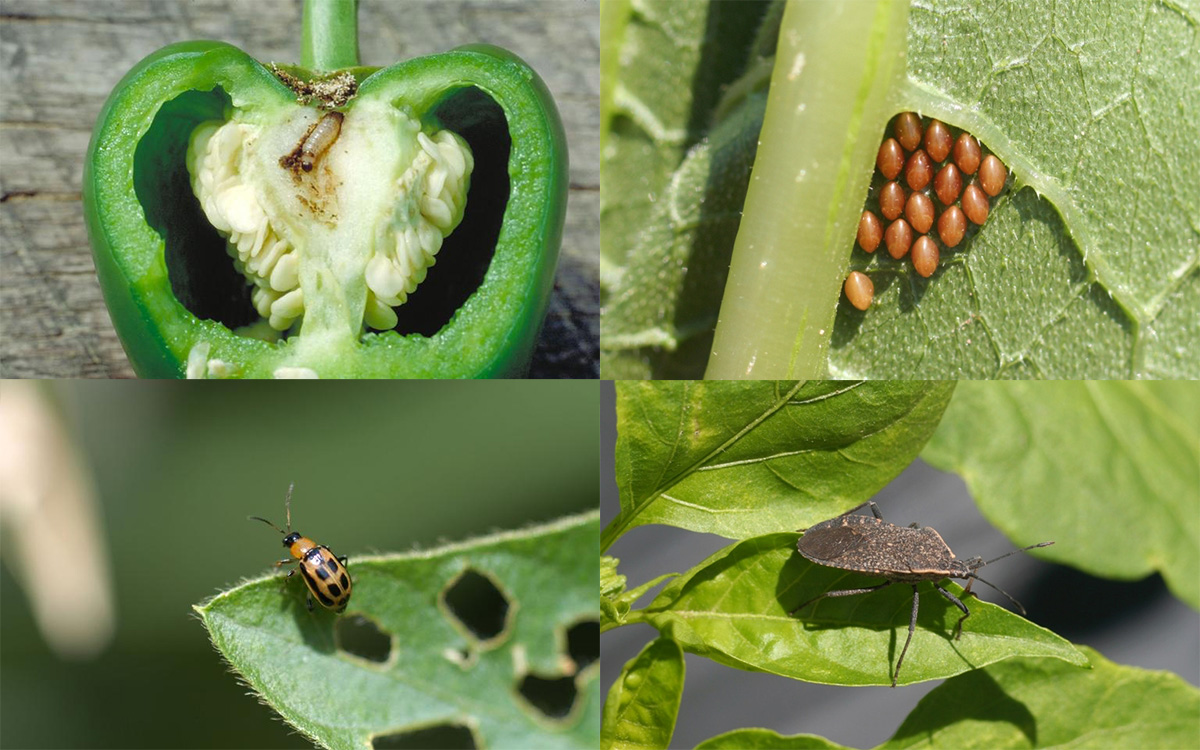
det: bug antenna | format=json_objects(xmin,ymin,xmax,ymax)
[
  {"xmin": 248, "ymin": 515, "xmax": 286, "ymax": 534},
  {"xmin": 284, "ymin": 482, "xmax": 294, "ymax": 532},
  {"xmin": 968, "ymin": 574, "xmax": 1027, "ymax": 615},
  {"xmin": 982, "ymin": 540, "xmax": 1054, "ymax": 567}
]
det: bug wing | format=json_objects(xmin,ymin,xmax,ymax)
[{"xmin": 797, "ymin": 522, "xmax": 872, "ymax": 566}]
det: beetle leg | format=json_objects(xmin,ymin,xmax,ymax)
[
  {"xmin": 867, "ymin": 501, "xmax": 885, "ymax": 520},
  {"xmin": 306, "ymin": 593, "xmax": 314, "ymax": 612},
  {"xmin": 935, "ymin": 584, "xmax": 972, "ymax": 640},
  {"xmin": 790, "ymin": 581, "xmax": 893, "ymax": 615},
  {"xmin": 892, "ymin": 585, "xmax": 920, "ymax": 687},
  {"xmin": 338, "ymin": 556, "xmax": 348, "ymax": 566},
  {"xmin": 274, "ymin": 558, "xmax": 294, "ymax": 567}
]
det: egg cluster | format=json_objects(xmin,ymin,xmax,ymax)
[{"xmin": 843, "ymin": 112, "xmax": 1009, "ymax": 312}]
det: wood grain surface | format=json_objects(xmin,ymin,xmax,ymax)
[{"xmin": 0, "ymin": 0, "xmax": 598, "ymax": 378}]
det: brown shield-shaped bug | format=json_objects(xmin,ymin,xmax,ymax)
[{"xmin": 790, "ymin": 502, "xmax": 1052, "ymax": 686}]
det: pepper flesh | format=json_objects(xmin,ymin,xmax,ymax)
[{"xmin": 83, "ymin": 42, "xmax": 567, "ymax": 378}]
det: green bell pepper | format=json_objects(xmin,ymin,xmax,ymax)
[{"xmin": 83, "ymin": 0, "xmax": 567, "ymax": 378}]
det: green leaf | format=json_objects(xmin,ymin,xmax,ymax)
[
  {"xmin": 601, "ymin": 637, "xmax": 686, "ymax": 750},
  {"xmin": 641, "ymin": 533, "xmax": 1087, "ymax": 687},
  {"xmin": 601, "ymin": 556, "xmax": 678, "ymax": 633},
  {"xmin": 697, "ymin": 729, "xmax": 849, "ymax": 750},
  {"xmin": 879, "ymin": 646, "xmax": 1200, "ymax": 749},
  {"xmin": 194, "ymin": 512, "xmax": 599, "ymax": 750},
  {"xmin": 824, "ymin": 0, "xmax": 1200, "ymax": 378},
  {"xmin": 922, "ymin": 382, "xmax": 1200, "ymax": 609},
  {"xmin": 602, "ymin": 380, "xmax": 955, "ymax": 550},
  {"xmin": 599, "ymin": 0, "xmax": 1199, "ymax": 379},
  {"xmin": 600, "ymin": 0, "xmax": 776, "ymax": 378}
]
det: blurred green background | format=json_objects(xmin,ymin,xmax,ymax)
[{"xmin": 0, "ymin": 381, "xmax": 599, "ymax": 749}]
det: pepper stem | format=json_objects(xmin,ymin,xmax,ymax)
[{"xmin": 302, "ymin": 0, "xmax": 360, "ymax": 72}]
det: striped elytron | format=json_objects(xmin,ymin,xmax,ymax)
[{"xmin": 250, "ymin": 483, "xmax": 352, "ymax": 613}]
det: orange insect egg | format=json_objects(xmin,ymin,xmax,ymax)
[
  {"xmin": 885, "ymin": 218, "xmax": 913, "ymax": 259},
  {"xmin": 911, "ymin": 236, "xmax": 939, "ymax": 278},
  {"xmin": 905, "ymin": 150, "xmax": 933, "ymax": 191},
  {"xmin": 924, "ymin": 120, "xmax": 952, "ymax": 162},
  {"xmin": 857, "ymin": 211, "xmax": 882, "ymax": 253},
  {"xmin": 844, "ymin": 271, "xmax": 874, "ymax": 311},
  {"xmin": 877, "ymin": 138, "xmax": 905, "ymax": 180},
  {"xmin": 905, "ymin": 192, "xmax": 934, "ymax": 234},
  {"xmin": 978, "ymin": 154, "xmax": 1007, "ymax": 196},
  {"xmin": 961, "ymin": 183, "xmax": 989, "ymax": 225},
  {"xmin": 893, "ymin": 112, "xmax": 923, "ymax": 152},
  {"xmin": 938, "ymin": 206, "xmax": 966, "ymax": 247},
  {"xmin": 934, "ymin": 163, "xmax": 963, "ymax": 205},
  {"xmin": 879, "ymin": 181, "xmax": 906, "ymax": 221},
  {"xmin": 953, "ymin": 133, "xmax": 981, "ymax": 174}
]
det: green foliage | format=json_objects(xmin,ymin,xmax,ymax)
[
  {"xmin": 602, "ymin": 381, "xmax": 1197, "ymax": 748},
  {"xmin": 601, "ymin": 638, "xmax": 685, "ymax": 750},
  {"xmin": 923, "ymin": 382, "xmax": 1200, "ymax": 609},
  {"xmin": 601, "ymin": 556, "xmax": 677, "ymax": 633},
  {"xmin": 696, "ymin": 647, "xmax": 1200, "ymax": 749},
  {"xmin": 197, "ymin": 512, "xmax": 599, "ymax": 750},
  {"xmin": 603, "ymin": 380, "xmax": 955, "ymax": 550},
  {"xmin": 600, "ymin": 0, "xmax": 1200, "ymax": 378},
  {"xmin": 638, "ymin": 533, "xmax": 1085, "ymax": 686}
]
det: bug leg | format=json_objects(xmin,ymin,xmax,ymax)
[
  {"xmin": 306, "ymin": 593, "xmax": 314, "ymax": 612},
  {"xmin": 867, "ymin": 502, "xmax": 884, "ymax": 520},
  {"xmin": 274, "ymin": 558, "xmax": 295, "ymax": 568},
  {"xmin": 338, "ymin": 556, "xmax": 348, "ymax": 566},
  {"xmin": 935, "ymin": 584, "xmax": 972, "ymax": 640},
  {"xmin": 891, "ymin": 585, "xmax": 920, "ymax": 688},
  {"xmin": 790, "ymin": 581, "xmax": 893, "ymax": 615}
]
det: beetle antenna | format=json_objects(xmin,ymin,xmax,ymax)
[
  {"xmin": 248, "ymin": 515, "xmax": 286, "ymax": 535},
  {"xmin": 284, "ymin": 482, "xmax": 294, "ymax": 532},
  {"xmin": 981, "ymin": 540, "xmax": 1053, "ymax": 567},
  {"xmin": 967, "ymin": 574, "xmax": 1027, "ymax": 615}
]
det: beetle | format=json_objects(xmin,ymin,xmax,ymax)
[
  {"xmin": 250, "ymin": 483, "xmax": 352, "ymax": 613},
  {"xmin": 790, "ymin": 501, "xmax": 1052, "ymax": 686}
]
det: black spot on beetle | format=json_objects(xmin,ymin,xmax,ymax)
[
  {"xmin": 316, "ymin": 565, "xmax": 331, "ymax": 581},
  {"xmin": 339, "ymin": 573, "xmax": 349, "ymax": 588},
  {"xmin": 326, "ymin": 582, "xmax": 342, "ymax": 598}
]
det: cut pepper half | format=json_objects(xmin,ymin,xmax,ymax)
[{"xmin": 84, "ymin": 41, "xmax": 567, "ymax": 378}]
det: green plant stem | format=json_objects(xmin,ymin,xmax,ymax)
[
  {"xmin": 704, "ymin": 0, "xmax": 909, "ymax": 379},
  {"xmin": 302, "ymin": 0, "xmax": 360, "ymax": 72}
]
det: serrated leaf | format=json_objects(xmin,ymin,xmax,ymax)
[
  {"xmin": 640, "ymin": 533, "xmax": 1087, "ymax": 687},
  {"xmin": 601, "ymin": 381, "xmax": 955, "ymax": 550},
  {"xmin": 601, "ymin": 637, "xmax": 685, "ymax": 750},
  {"xmin": 195, "ymin": 512, "xmax": 599, "ymax": 750},
  {"xmin": 922, "ymin": 381, "xmax": 1200, "ymax": 609},
  {"xmin": 879, "ymin": 646, "xmax": 1200, "ymax": 749}
]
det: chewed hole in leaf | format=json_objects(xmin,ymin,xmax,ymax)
[
  {"xmin": 566, "ymin": 619, "xmax": 599, "ymax": 672},
  {"xmin": 515, "ymin": 673, "xmax": 577, "ymax": 721},
  {"xmin": 440, "ymin": 567, "xmax": 512, "ymax": 644},
  {"xmin": 371, "ymin": 722, "xmax": 478, "ymax": 749},
  {"xmin": 336, "ymin": 614, "xmax": 392, "ymax": 663}
]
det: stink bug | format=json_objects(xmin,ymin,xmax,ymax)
[
  {"xmin": 250, "ymin": 483, "xmax": 352, "ymax": 613},
  {"xmin": 790, "ymin": 502, "xmax": 1052, "ymax": 687}
]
